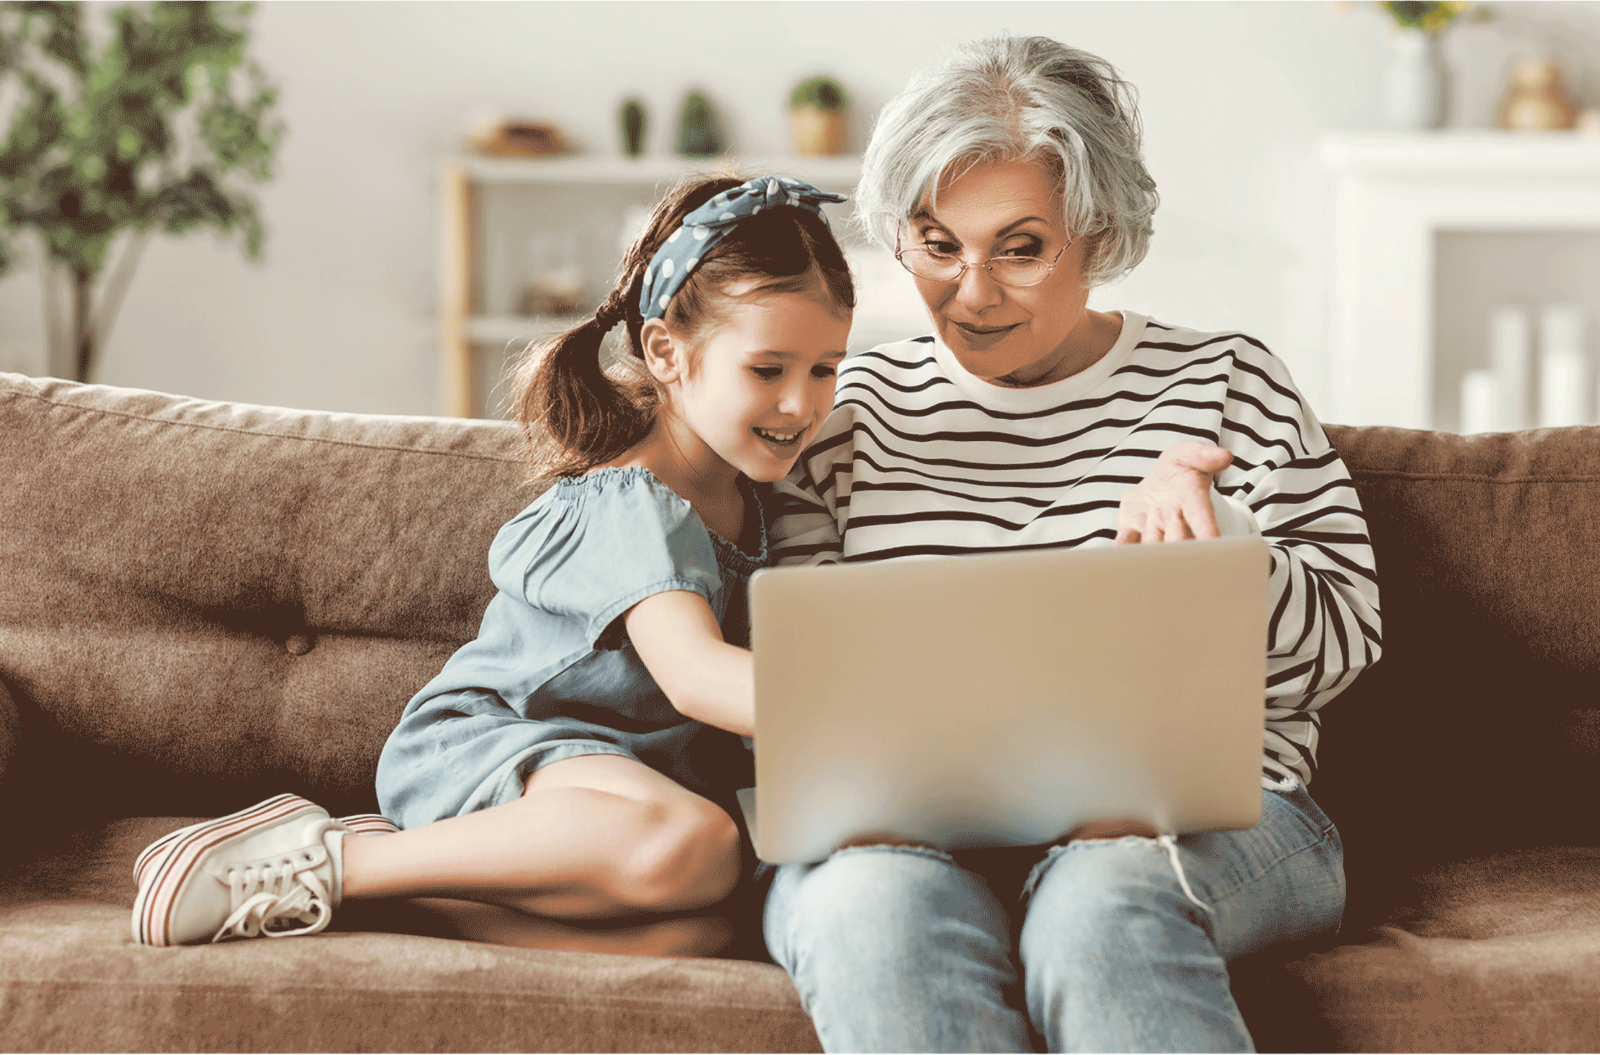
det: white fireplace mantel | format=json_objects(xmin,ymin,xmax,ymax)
[{"xmin": 1321, "ymin": 131, "xmax": 1600, "ymax": 429}]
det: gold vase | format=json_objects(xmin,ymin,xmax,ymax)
[{"xmin": 1500, "ymin": 57, "xmax": 1576, "ymax": 131}]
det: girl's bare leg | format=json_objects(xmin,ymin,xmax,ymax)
[
  {"xmin": 400, "ymin": 897, "xmax": 736, "ymax": 958},
  {"xmin": 342, "ymin": 754, "xmax": 742, "ymax": 921}
]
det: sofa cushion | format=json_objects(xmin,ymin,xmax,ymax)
[
  {"xmin": 0, "ymin": 816, "xmax": 821, "ymax": 1053},
  {"xmin": 0, "ymin": 373, "xmax": 538, "ymax": 831},
  {"xmin": 1281, "ymin": 848, "xmax": 1600, "ymax": 1052},
  {"xmin": 0, "ymin": 902, "xmax": 821, "ymax": 1053},
  {"xmin": 1323, "ymin": 425, "xmax": 1600, "ymax": 672},
  {"xmin": 1315, "ymin": 425, "xmax": 1600, "ymax": 926}
]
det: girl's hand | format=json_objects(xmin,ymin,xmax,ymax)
[{"xmin": 1115, "ymin": 441, "xmax": 1234, "ymax": 544}]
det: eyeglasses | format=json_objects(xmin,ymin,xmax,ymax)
[{"xmin": 894, "ymin": 233, "xmax": 1071, "ymax": 288}]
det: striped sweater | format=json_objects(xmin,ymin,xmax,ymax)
[{"xmin": 770, "ymin": 312, "xmax": 1382, "ymax": 787}]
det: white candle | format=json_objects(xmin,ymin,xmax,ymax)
[
  {"xmin": 1460, "ymin": 369, "xmax": 1499, "ymax": 434},
  {"xmin": 1538, "ymin": 304, "xmax": 1590, "ymax": 428},
  {"xmin": 1489, "ymin": 306, "xmax": 1532, "ymax": 431}
]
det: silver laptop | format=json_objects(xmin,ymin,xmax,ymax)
[{"xmin": 742, "ymin": 536, "xmax": 1270, "ymax": 864}]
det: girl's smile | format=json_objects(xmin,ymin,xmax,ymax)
[
  {"xmin": 641, "ymin": 291, "xmax": 851, "ymax": 491},
  {"xmin": 753, "ymin": 425, "xmax": 806, "ymax": 448}
]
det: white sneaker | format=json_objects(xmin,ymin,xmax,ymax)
[
  {"xmin": 132, "ymin": 809, "xmax": 397, "ymax": 891},
  {"xmin": 131, "ymin": 794, "xmax": 357, "ymax": 947}
]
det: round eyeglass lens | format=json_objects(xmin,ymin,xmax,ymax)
[
  {"xmin": 897, "ymin": 250, "xmax": 1051, "ymax": 288},
  {"xmin": 989, "ymin": 257, "xmax": 1049, "ymax": 285}
]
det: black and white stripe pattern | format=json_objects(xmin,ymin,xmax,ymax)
[{"xmin": 771, "ymin": 313, "xmax": 1382, "ymax": 787}]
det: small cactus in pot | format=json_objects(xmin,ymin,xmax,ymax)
[
  {"xmin": 790, "ymin": 76, "xmax": 849, "ymax": 156},
  {"xmin": 619, "ymin": 97, "xmax": 648, "ymax": 157},
  {"xmin": 676, "ymin": 91, "xmax": 725, "ymax": 159}
]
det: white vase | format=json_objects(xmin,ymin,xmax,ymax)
[{"xmin": 1384, "ymin": 27, "xmax": 1449, "ymax": 130}]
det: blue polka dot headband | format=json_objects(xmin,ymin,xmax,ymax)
[{"xmin": 639, "ymin": 176, "xmax": 847, "ymax": 322}]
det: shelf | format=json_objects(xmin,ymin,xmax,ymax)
[
  {"xmin": 456, "ymin": 152, "xmax": 864, "ymax": 187},
  {"xmin": 1320, "ymin": 131, "xmax": 1600, "ymax": 179},
  {"xmin": 440, "ymin": 153, "xmax": 891, "ymax": 417},
  {"xmin": 466, "ymin": 311, "xmax": 926, "ymax": 352},
  {"xmin": 1319, "ymin": 131, "xmax": 1600, "ymax": 429},
  {"xmin": 467, "ymin": 314, "xmax": 585, "ymax": 345}
]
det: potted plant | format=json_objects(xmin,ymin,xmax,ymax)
[
  {"xmin": 790, "ymin": 76, "xmax": 848, "ymax": 157},
  {"xmin": 1379, "ymin": 0, "xmax": 1473, "ymax": 32},
  {"xmin": 0, "ymin": 0, "xmax": 283, "ymax": 383},
  {"xmin": 676, "ymin": 90, "xmax": 724, "ymax": 159}
]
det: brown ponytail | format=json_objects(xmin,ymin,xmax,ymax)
[{"xmin": 508, "ymin": 174, "xmax": 855, "ymax": 482}]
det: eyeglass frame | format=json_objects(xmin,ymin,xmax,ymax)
[{"xmin": 893, "ymin": 231, "xmax": 1073, "ymax": 289}]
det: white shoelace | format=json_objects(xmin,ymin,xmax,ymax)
[
  {"xmin": 212, "ymin": 858, "xmax": 333, "ymax": 943},
  {"xmin": 1156, "ymin": 834, "xmax": 1212, "ymax": 916}
]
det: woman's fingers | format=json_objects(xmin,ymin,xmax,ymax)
[
  {"xmin": 1142, "ymin": 441, "xmax": 1233, "ymax": 487},
  {"xmin": 1166, "ymin": 505, "xmax": 1193, "ymax": 542},
  {"xmin": 1168, "ymin": 440, "xmax": 1234, "ymax": 476},
  {"xmin": 1116, "ymin": 478, "xmax": 1216, "ymax": 544},
  {"xmin": 1114, "ymin": 503, "xmax": 1144, "ymax": 545},
  {"xmin": 1183, "ymin": 491, "xmax": 1220, "ymax": 539},
  {"xmin": 1116, "ymin": 442, "xmax": 1232, "ymax": 544}
]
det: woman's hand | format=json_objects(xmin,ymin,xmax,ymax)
[{"xmin": 1115, "ymin": 440, "xmax": 1234, "ymax": 544}]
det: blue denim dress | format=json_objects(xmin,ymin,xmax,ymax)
[{"xmin": 375, "ymin": 467, "xmax": 765, "ymax": 829}]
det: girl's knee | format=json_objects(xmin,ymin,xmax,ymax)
[{"xmin": 615, "ymin": 794, "xmax": 741, "ymax": 912}]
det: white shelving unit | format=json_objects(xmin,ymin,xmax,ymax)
[
  {"xmin": 1320, "ymin": 131, "xmax": 1600, "ymax": 429},
  {"xmin": 457, "ymin": 153, "xmax": 866, "ymax": 187},
  {"xmin": 439, "ymin": 153, "xmax": 881, "ymax": 418}
]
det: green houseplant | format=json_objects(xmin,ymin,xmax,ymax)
[
  {"xmin": 0, "ymin": 0, "xmax": 282, "ymax": 382},
  {"xmin": 789, "ymin": 75, "xmax": 848, "ymax": 157},
  {"xmin": 675, "ymin": 90, "xmax": 724, "ymax": 159},
  {"xmin": 1378, "ymin": 1, "xmax": 1474, "ymax": 32}
]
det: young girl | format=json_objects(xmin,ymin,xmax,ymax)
[{"xmin": 130, "ymin": 175, "xmax": 855, "ymax": 957}]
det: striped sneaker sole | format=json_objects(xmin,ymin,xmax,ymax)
[
  {"xmin": 134, "ymin": 810, "xmax": 399, "ymax": 890},
  {"xmin": 131, "ymin": 794, "xmax": 322, "ymax": 947},
  {"xmin": 339, "ymin": 814, "xmax": 401, "ymax": 836}
]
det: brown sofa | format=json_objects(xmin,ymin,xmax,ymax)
[{"xmin": 1, "ymin": 370, "xmax": 1596, "ymax": 1053}]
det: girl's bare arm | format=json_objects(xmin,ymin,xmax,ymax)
[{"xmin": 624, "ymin": 591, "xmax": 753, "ymax": 738}]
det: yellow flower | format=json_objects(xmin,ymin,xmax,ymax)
[{"xmin": 1377, "ymin": 0, "xmax": 1476, "ymax": 33}]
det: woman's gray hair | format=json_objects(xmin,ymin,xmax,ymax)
[{"xmin": 856, "ymin": 35, "xmax": 1159, "ymax": 287}]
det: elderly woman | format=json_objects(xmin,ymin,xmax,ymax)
[{"xmin": 765, "ymin": 36, "xmax": 1381, "ymax": 1053}]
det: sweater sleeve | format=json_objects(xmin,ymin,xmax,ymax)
[
  {"xmin": 1212, "ymin": 489, "xmax": 1260, "ymax": 538},
  {"xmin": 1215, "ymin": 344, "xmax": 1383, "ymax": 783},
  {"xmin": 771, "ymin": 410, "xmax": 853, "ymax": 567}
]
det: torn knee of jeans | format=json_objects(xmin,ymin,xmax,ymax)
[
  {"xmin": 831, "ymin": 836, "xmax": 955, "ymax": 864},
  {"xmin": 837, "ymin": 834, "xmax": 941, "ymax": 851},
  {"xmin": 1263, "ymin": 773, "xmax": 1302, "ymax": 793},
  {"xmin": 1024, "ymin": 833, "xmax": 1165, "ymax": 900}
]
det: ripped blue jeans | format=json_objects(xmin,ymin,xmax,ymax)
[{"xmin": 761, "ymin": 779, "xmax": 1344, "ymax": 1053}]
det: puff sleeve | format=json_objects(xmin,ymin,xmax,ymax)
[{"xmin": 489, "ymin": 470, "xmax": 723, "ymax": 650}]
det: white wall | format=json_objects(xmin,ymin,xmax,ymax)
[{"xmin": 2, "ymin": 0, "xmax": 1596, "ymax": 419}]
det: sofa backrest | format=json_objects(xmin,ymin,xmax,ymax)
[
  {"xmin": 0, "ymin": 373, "xmax": 539, "ymax": 828},
  {"xmin": 2, "ymin": 375, "xmax": 1597, "ymax": 899},
  {"xmin": 1317, "ymin": 423, "xmax": 1600, "ymax": 926}
]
